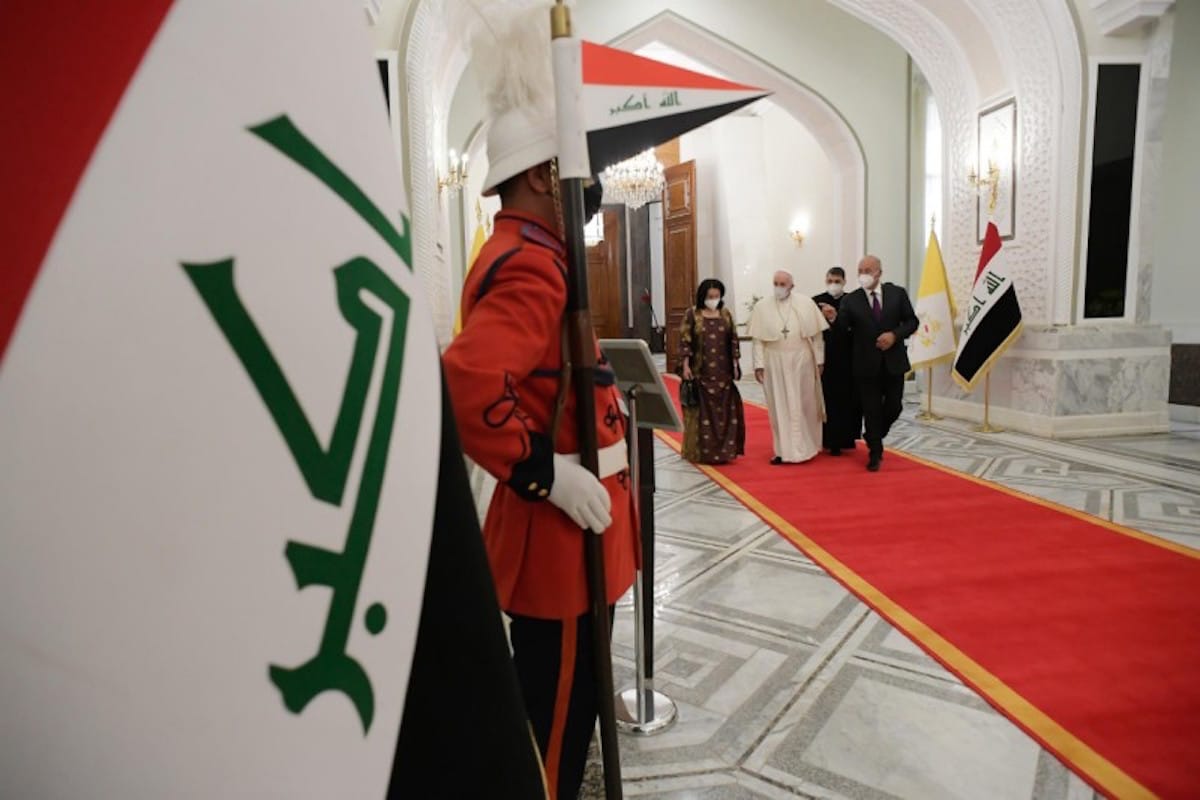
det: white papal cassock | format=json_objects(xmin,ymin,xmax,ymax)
[{"xmin": 749, "ymin": 294, "xmax": 828, "ymax": 463}]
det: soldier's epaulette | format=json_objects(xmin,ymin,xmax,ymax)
[{"xmin": 520, "ymin": 223, "xmax": 565, "ymax": 257}]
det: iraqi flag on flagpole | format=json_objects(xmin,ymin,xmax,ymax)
[
  {"xmin": 0, "ymin": 2, "xmax": 543, "ymax": 798},
  {"xmin": 908, "ymin": 228, "xmax": 958, "ymax": 370},
  {"xmin": 578, "ymin": 40, "xmax": 768, "ymax": 173},
  {"xmin": 952, "ymin": 221, "xmax": 1024, "ymax": 391}
]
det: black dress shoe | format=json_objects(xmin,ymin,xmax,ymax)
[
  {"xmin": 867, "ymin": 456, "xmax": 881, "ymax": 472},
  {"xmin": 829, "ymin": 448, "xmax": 842, "ymax": 456},
  {"xmin": 770, "ymin": 456, "xmax": 783, "ymax": 465}
]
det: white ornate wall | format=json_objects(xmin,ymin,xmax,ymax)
[
  {"xmin": 831, "ymin": 0, "xmax": 1083, "ymax": 327},
  {"xmin": 401, "ymin": 0, "xmax": 456, "ymax": 344}
]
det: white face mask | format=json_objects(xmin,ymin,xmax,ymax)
[
  {"xmin": 773, "ymin": 286, "xmax": 791, "ymax": 301},
  {"xmin": 704, "ymin": 298, "xmax": 721, "ymax": 310},
  {"xmin": 826, "ymin": 282, "xmax": 844, "ymax": 298},
  {"xmin": 858, "ymin": 273, "xmax": 876, "ymax": 290}
]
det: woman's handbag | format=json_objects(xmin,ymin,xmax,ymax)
[{"xmin": 679, "ymin": 376, "xmax": 700, "ymax": 408}]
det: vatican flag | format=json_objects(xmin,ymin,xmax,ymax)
[
  {"xmin": 908, "ymin": 229, "xmax": 958, "ymax": 369},
  {"xmin": 453, "ymin": 221, "xmax": 489, "ymax": 336}
]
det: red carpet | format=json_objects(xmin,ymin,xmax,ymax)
[{"xmin": 659, "ymin": 378, "xmax": 1200, "ymax": 799}]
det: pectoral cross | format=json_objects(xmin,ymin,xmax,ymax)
[{"xmin": 781, "ymin": 324, "xmax": 790, "ymax": 338}]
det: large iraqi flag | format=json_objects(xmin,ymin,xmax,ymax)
[
  {"xmin": 0, "ymin": 3, "xmax": 541, "ymax": 798},
  {"xmin": 952, "ymin": 222, "xmax": 1024, "ymax": 390}
]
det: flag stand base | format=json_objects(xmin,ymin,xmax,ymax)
[
  {"xmin": 614, "ymin": 382, "xmax": 677, "ymax": 737},
  {"xmin": 615, "ymin": 685, "xmax": 677, "ymax": 735}
]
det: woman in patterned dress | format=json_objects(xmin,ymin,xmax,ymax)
[{"xmin": 679, "ymin": 279, "xmax": 746, "ymax": 464}]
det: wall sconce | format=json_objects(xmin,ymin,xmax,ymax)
[
  {"xmin": 438, "ymin": 149, "xmax": 469, "ymax": 196},
  {"xmin": 789, "ymin": 213, "xmax": 809, "ymax": 247},
  {"xmin": 968, "ymin": 158, "xmax": 1001, "ymax": 215}
]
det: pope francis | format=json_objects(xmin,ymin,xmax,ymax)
[{"xmin": 748, "ymin": 270, "xmax": 828, "ymax": 464}]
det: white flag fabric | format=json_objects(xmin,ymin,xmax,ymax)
[
  {"xmin": 0, "ymin": 2, "xmax": 439, "ymax": 797},
  {"xmin": 908, "ymin": 230, "xmax": 958, "ymax": 370}
]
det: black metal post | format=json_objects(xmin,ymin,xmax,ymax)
[{"xmin": 637, "ymin": 425, "xmax": 655, "ymax": 686}]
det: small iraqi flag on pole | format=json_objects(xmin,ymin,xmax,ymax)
[
  {"xmin": 952, "ymin": 221, "xmax": 1024, "ymax": 391},
  {"xmin": 908, "ymin": 228, "xmax": 958, "ymax": 370},
  {"xmin": 580, "ymin": 40, "xmax": 768, "ymax": 172}
]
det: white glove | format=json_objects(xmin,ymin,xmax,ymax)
[{"xmin": 548, "ymin": 454, "xmax": 613, "ymax": 533}]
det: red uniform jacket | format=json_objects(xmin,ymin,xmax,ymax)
[{"xmin": 442, "ymin": 210, "xmax": 637, "ymax": 620}]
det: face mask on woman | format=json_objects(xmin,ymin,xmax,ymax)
[
  {"xmin": 704, "ymin": 298, "xmax": 721, "ymax": 311},
  {"xmin": 826, "ymin": 282, "xmax": 844, "ymax": 298}
]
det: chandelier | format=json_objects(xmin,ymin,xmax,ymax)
[{"xmin": 601, "ymin": 149, "xmax": 666, "ymax": 209}]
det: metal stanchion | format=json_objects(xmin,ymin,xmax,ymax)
[
  {"xmin": 614, "ymin": 385, "xmax": 677, "ymax": 735},
  {"xmin": 915, "ymin": 366, "xmax": 943, "ymax": 421},
  {"xmin": 973, "ymin": 373, "xmax": 1004, "ymax": 433}
]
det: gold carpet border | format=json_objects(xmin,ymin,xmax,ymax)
[{"xmin": 654, "ymin": 429, "xmax": 1158, "ymax": 799}]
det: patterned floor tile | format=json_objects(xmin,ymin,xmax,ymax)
[
  {"xmin": 671, "ymin": 557, "xmax": 862, "ymax": 643},
  {"xmin": 749, "ymin": 663, "xmax": 1073, "ymax": 800},
  {"xmin": 656, "ymin": 496, "xmax": 767, "ymax": 546},
  {"xmin": 538, "ymin": 377, "xmax": 1198, "ymax": 798},
  {"xmin": 609, "ymin": 608, "xmax": 820, "ymax": 776}
]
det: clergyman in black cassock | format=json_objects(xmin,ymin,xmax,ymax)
[{"xmin": 813, "ymin": 267, "xmax": 860, "ymax": 455}]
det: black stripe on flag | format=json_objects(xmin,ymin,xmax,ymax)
[
  {"xmin": 588, "ymin": 97, "xmax": 765, "ymax": 174},
  {"xmin": 388, "ymin": 371, "xmax": 546, "ymax": 798},
  {"xmin": 953, "ymin": 284, "xmax": 1022, "ymax": 385}
]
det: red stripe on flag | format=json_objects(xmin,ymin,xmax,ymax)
[
  {"xmin": 0, "ymin": 1, "xmax": 173, "ymax": 367},
  {"xmin": 973, "ymin": 221, "xmax": 1003, "ymax": 283},
  {"xmin": 582, "ymin": 41, "xmax": 760, "ymax": 91}
]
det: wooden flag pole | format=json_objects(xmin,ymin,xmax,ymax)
[{"xmin": 551, "ymin": 4, "xmax": 623, "ymax": 798}]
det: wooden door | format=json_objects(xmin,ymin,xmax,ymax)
[
  {"xmin": 586, "ymin": 207, "xmax": 623, "ymax": 340},
  {"xmin": 663, "ymin": 160, "xmax": 697, "ymax": 372}
]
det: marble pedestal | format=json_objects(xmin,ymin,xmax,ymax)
[{"xmin": 920, "ymin": 323, "xmax": 1171, "ymax": 438}]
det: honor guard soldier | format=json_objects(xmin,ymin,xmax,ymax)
[{"xmin": 441, "ymin": 8, "xmax": 637, "ymax": 798}]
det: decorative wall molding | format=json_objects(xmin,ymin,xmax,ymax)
[
  {"xmin": 831, "ymin": 0, "xmax": 982, "ymax": 320},
  {"xmin": 404, "ymin": 1, "xmax": 454, "ymax": 343},
  {"xmin": 1090, "ymin": 0, "xmax": 1176, "ymax": 36},
  {"xmin": 833, "ymin": 0, "xmax": 1084, "ymax": 326}
]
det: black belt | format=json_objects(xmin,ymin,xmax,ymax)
[{"xmin": 529, "ymin": 366, "xmax": 616, "ymax": 387}]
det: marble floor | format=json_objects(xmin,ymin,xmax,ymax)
[{"xmin": 572, "ymin": 380, "xmax": 1200, "ymax": 800}]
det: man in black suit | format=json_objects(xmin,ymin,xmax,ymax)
[{"xmin": 831, "ymin": 255, "xmax": 918, "ymax": 471}]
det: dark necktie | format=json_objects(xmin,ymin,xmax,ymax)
[{"xmin": 871, "ymin": 291, "xmax": 882, "ymax": 322}]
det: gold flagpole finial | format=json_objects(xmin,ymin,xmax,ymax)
[{"xmin": 550, "ymin": 1, "xmax": 571, "ymax": 38}]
